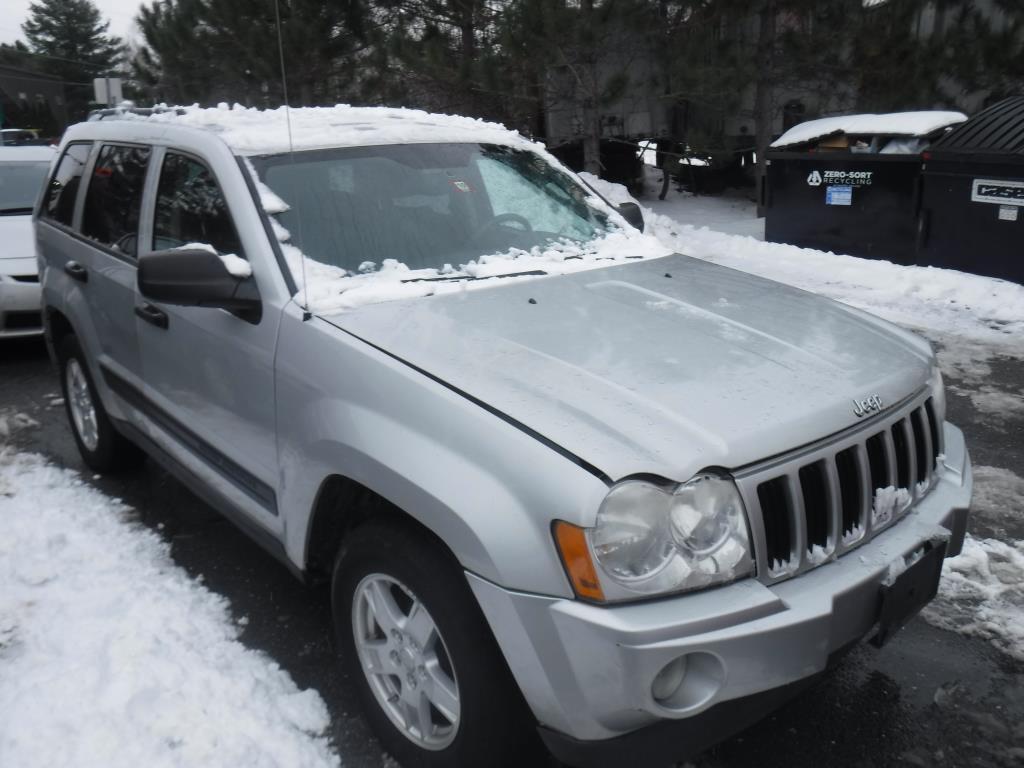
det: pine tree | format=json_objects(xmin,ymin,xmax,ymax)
[
  {"xmin": 21, "ymin": 0, "xmax": 126, "ymax": 121},
  {"xmin": 134, "ymin": 0, "xmax": 367, "ymax": 108},
  {"xmin": 22, "ymin": 0, "xmax": 125, "ymax": 84}
]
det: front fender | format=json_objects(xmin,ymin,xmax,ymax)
[{"xmin": 275, "ymin": 307, "xmax": 609, "ymax": 597}]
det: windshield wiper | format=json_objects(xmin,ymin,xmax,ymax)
[
  {"xmin": 402, "ymin": 269, "xmax": 548, "ymax": 283},
  {"xmin": 0, "ymin": 207, "xmax": 34, "ymax": 216}
]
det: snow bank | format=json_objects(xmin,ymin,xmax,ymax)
[
  {"xmin": 923, "ymin": 534, "xmax": 1024, "ymax": 662},
  {"xmin": 770, "ymin": 111, "xmax": 966, "ymax": 149},
  {"xmin": 0, "ymin": 445, "xmax": 339, "ymax": 768}
]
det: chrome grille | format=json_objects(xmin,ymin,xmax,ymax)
[{"xmin": 736, "ymin": 392, "xmax": 943, "ymax": 584}]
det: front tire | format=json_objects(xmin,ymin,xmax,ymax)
[
  {"xmin": 58, "ymin": 335, "xmax": 143, "ymax": 473},
  {"xmin": 332, "ymin": 519, "xmax": 538, "ymax": 767}
]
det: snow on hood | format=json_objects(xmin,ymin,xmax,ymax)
[
  {"xmin": 323, "ymin": 254, "xmax": 933, "ymax": 481},
  {"xmin": 139, "ymin": 103, "xmax": 545, "ymax": 157},
  {"xmin": 771, "ymin": 111, "xmax": 967, "ymax": 149}
]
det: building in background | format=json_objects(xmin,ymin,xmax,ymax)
[{"xmin": 0, "ymin": 63, "xmax": 68, "ymax": 140}]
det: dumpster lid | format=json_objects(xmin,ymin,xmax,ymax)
[
  {"xmin": 770, "ymin": 111, "xmax": 967, "ymax": 150},
  {"xmin": 929, "ymin": 96, "xmax": 1024, "ymax": 159}
]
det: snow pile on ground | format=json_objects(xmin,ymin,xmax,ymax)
[
  {"xmin": 581, "ymin": 173, "xmax": 1024, "ymax": 352},
  {"xmin": 924, "ymin": 534, "xmax": 1024, "ymax": 662},
  {"xmin": 0, "ymin": 411, "xmax": 38, "ymax": 439},
  {"xmin": 923, "ymin": 465, "xmax": 1024, "ymax": 661},
  {"xmin": 0, "ymin": 443, "xmax": 340, "ymax": 768}
]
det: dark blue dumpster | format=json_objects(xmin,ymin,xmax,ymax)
[
  {"xmin": 918, "ymin": 97, "xmax": 1024, "ymax": 285},
  {"xmin": 765, "ymin": 111, "xmax": 966, "ymax": 265}
]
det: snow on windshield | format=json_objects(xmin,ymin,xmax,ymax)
[{"xmin": 246, "ymin": 144, "xmax": 671, "ymax": 313}]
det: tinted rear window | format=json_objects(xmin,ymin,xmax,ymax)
[
  {"xmin": 41, "ymin": 143, "xmax": 92, "ymax": 226},
  {"xmin": 81, "ymin": 144, "xmax": 151, "ymax": 257}
]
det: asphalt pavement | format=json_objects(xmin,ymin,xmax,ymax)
[{"xmin": 1, "ymin": 335, "xmax": 1022, "ymax": 768}]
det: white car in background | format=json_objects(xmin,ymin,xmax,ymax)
[{"xmin": 0, "ymin": 145, "xmax": 54, "ymax": 338}]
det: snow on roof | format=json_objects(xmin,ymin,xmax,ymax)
[
  {"xmin": 770, "ymin": 111, "xmax": 967, "ymax": 149},
  {"xmin": 138, "ymin": 103, "xmax": 537, "ymax": 156}
]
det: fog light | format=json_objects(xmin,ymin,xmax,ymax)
[{"xmin": 651, "ymin": 656, "xmax": 688, "ymax": 702}]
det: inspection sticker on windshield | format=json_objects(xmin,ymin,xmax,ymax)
[
  {"xmin": 450, "ymin": 180, "xmax": 473, "ymax": 193},
  {"xmin": 826, "ymin": 185, "xmax": 853, "ymax": 206}
]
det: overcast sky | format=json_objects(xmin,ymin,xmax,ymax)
[{"xmin": 2, "ymin": 0, "xmax": 144, "ymax": 47}]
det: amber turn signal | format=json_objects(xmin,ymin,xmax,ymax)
[{"xmin": 553, "ymin": 521, "xmax": 605, "ymax": 602}]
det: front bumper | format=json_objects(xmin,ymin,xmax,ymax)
[
  {"xmin": 467, "ymin": 423, "xmax": 971, "ymax": 767},
  {"xmin": 0, "ymin": 276, "xmax": 43, "ymax": 338}
]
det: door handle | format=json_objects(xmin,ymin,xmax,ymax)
[
  {"xmin": 135, "ymin": 302, "xmax": 169, "ymax": 329},
  {"xmin": 64, "ymin": 260, "xmax": 88, "ymax": 283}
]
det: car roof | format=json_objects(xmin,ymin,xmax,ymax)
[
  {"xmin": 0, "ymin": 145, "xmax": 56, "ymax": 162},
  {"xmin": 64, "ymin": 104, "xmax": 536, "ymax": 158}
]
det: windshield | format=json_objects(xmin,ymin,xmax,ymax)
[
  {"xmin": 252, "ymin": 143, "xmax": 610, "ymax": 275},
  {"xmin": 0, "ymin": 161, "xmax": 50, "ymax": 213}
]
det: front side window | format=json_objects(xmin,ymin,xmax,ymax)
[
  {"xmin": 153, "ymin": 152, "xmax": 243, "ymax": 257},
  {"xmin": 41, "ymin": 143, "xmax": 92, "ymax": 226},
  {"xmin": 81, "ymin": 144, "xmax": 151, "ymax": 257}
]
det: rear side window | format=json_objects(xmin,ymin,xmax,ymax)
[
  {"xmin": 153, "ymin": 152, "xmax": 243, "ymax": 257},
  {"xmin": 81, "ymin": 144, "xmax": 151, "ymax": 257},
  {"xmin": 41, "ymin": 142, "xmax": 92, "ymax": 226}
]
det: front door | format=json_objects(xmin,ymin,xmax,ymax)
[{"xmin": 135, "ymin": 149, "xmax": 282, "ymax": 534}]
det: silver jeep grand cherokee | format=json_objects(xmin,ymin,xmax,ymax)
[{"xmin": 36, "ymin": 106, "xmax": 971, "ymax": 768}]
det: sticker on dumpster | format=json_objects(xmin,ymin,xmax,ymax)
[
  {"xmin": 998, "ymin": 205, "xmax": 1019, "ymax": 222},
  {"xmin": 972, "ymin": 178, "xmax": 1024, "ymax": 206},
  {"xmin": 806, "ymin": 170, "xmax": 873, "ymax": 187},
  {"xmin": 826, "ymin": 185, "xmax": 853, "ymax": 206}
]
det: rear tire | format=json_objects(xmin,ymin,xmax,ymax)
[
  {"xmin": 332, "ymin": 518, "xmax": 540, "ymax": 767},
  {"xmin": 58, "ymin": 335, "xmax": 144, "ymax": 473}
]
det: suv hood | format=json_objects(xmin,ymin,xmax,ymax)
[{"xmin": 324, "ymin": 255, "xmax": 933, "ymax": 481}]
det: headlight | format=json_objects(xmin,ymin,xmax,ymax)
[{"xmin": 570, "ymin": 473, "xmax": 753, "ymax": 601}]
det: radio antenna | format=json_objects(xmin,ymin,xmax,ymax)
[{"xmin": 273, "ymin": 0, "xmax": 310, "ymax": 319}]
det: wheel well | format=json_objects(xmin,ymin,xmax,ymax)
[
  {"xmin": 304, "ymin": 474, "xmax": 455, "ymax": 584},
  {"xmin": 45, "ymin": 307, "xmax": 75, "ymax": 349}
]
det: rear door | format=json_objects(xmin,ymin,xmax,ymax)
[
  {"xmin": 78, "ymin": 143, "xmax": 152, "ymax": 389},
  {"xmin": 135, "ymin": 149, "xmax": 282, "ymax": 534},
  {"xmin": 37, "ymin": 142, "xmax": 151, "ymax": 418}
]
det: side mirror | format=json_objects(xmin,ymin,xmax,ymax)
[
  {"xmin": 138, "ymin": 247, "xmax": 261, "ymax": 322},
  {"xmin": 616, "ymin": 201, "xmax": 645, "ymax": 232}
]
